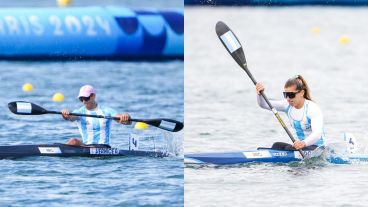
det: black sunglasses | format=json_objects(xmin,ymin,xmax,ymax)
[
  {"xmin": 283, "ymin": 91, "xmax": 301, "ymax": 99},
  {"xmin": 79, "ymin": 95, "xmax": 91, "ymax": 102}
]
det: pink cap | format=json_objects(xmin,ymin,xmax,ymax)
[{"xmin": 78, "ymin": 85, "xmax": 96, "ymax": 98}]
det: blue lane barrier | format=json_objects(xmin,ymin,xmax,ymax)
[{"xmin": 0, "ymin": 7, "xmax": 183, "ymax": 60}]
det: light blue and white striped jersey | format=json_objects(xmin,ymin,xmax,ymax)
[
  {"xmin": 72, "ymin": 105, "xmax": 117, "ymax": 145},
  {"xmin": 285, "ymin": 100, "xmax": 325, "ymax": 146},
  {"xmin": 257, "ymin": 96, "xmax": 325, "ymax": 147}
]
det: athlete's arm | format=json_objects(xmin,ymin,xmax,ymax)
[
  {"xmin": 104, "ymin": 107, "xmax": 131, "ymax": 125},
  {"xmin": 256, "ymin": 83, "xmax": 288, "ymax": 112},
  {"xmin": 61, "ymin": 109, "xmax": 78, "ymax": 121},
  {"xmin": 116, "ymin": 113, "xmax": 132, "ymax": 125}
]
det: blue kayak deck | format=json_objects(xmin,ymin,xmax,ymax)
[
  {"xmin": 185, "ymin": 148, "xmax": 368, "ymax": 165},
  {"xmin": 0, "ymin": 144, "xmax": 168, "ymax": 159}
]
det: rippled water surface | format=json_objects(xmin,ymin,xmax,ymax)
[
  {"xmin": 185, "ymin": 7, "xmax": 368, "ymax": 207},
  {"xmin": 0, "ymin": 61, "xmax": 183, "ymax": 206},
  {"xmin": 0, "ymin": 1, "xmax": 183, "ymax": 206}
]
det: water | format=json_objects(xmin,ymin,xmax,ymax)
[
  {"xmin": 185, "ymin": 7, "xmax": 368, "ymax": 207},
  {"xmin": 0, "ymin": 0, "xmax": 183, "ymax": 205},
  {"xmin": 0, "ymin": 61, "xmax": 183, "ymax": 206}
]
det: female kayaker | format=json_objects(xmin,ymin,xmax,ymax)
[
  {"xmin": 255, "ymin": 75, "xmax": 325, "ymax": 150},
  {"xmin": 61, "ymin": 85, "xmax": 131, "ymax": 147}
]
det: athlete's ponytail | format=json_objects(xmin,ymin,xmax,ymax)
[{"xmin": 284, "ymin": 75, "xmax": 312, "ymax": 101}]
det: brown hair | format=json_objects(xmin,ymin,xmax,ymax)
[{"xmin": 284, "ymin": 75, "xmax": 312, "ymax": 101}]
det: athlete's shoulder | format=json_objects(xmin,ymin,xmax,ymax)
[
  {"xmin": 280, "ymin": 99, "xmax": 291, "ymax": 112},
  {"xmin": 73, "ymin": 106, "xmax": 86, "ymax": 113},
  {"xmin": 99, "ymin": 105, "xmax": 117, "ymax": 115},
  {"xmin": 98, "ymin": 105, "xmax": 114, "ymax": 111},
  {"xmin": 306, "ymin": 100, "xmax": 323, "ymax": 116},
  {"xmin": 307, "ymin": 100, "xmax": 321, "ymax": 109}
]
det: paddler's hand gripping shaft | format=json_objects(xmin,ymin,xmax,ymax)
[
  {"xmin": 244, "ymin": 63, "xmax": 303, "ymax": 157},
  {"xmin": 215, "ymin": 21, "xmax": 305, "ymax": 158}
]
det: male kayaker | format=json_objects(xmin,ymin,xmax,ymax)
[
  {"xmin": 255, "ymin": 75, "xmax": 325, "ymax": 150},
  {"xmin": 61, "ymin": 85, "xmax": 131, "ymax": 147}
]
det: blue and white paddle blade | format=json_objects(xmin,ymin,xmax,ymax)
[
  {"xmin": 159, "ymin": 119, "xmax": 179, "ymax": 131},
  {"xmin": 8, "ymin": 101, "xmax": 33, "ymax": 114},
  {"xmin": 215, "ymin": 21, "xmax": 247, "ymax": 69},
  {"xmin": 8, "ymin": 101, "xmax": 47, "ymax": 115},
  {"xmin": 344, "ymin": 132, "xmax": 358, "ymax": 153},
  {"xmin": 156, "ymin": 119, "xmax": 183, "ymax": 132},
  {"xmin": 12, "ymin": 102, "xmax": 32, "ymax": 114}
]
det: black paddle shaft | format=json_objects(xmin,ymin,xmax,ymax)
[
  {"xmin": 8, "ymin": 101, "xmax": 184, "ymax": 132},
  {"xmin": 215, "ymin": 21, "xmax": 303, "ymax": 157},
  {"xmin": 50, "ymin": 111, "xmax": 183, "ymax": 132},
  {"xmin": 243, "ymin": 64, "xmax": 297, "ymax": 143},
  {"xmin": 40, "ymin": 110, "xmax": 183, "ymax": 132}
]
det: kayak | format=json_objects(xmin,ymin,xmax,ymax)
[
  {"xmin": 0, "ymin": 143, "xmax": 168, "ymax": 159},
  {"xmin": 184, "ymin": 147, "xmax": 368, "ymax": 165}
]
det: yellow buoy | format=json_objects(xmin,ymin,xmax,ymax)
[
  {"xmin": 135, "ymin": 122, "xmax": 148, "ymax": 130},
  {"xmin": 22, "ymin": 83, "xmax": 33, "ymax": 92},
  {"xmin": 339, "ymin": 35, "xmax": 350, "ymax": 44},
  {"xmin": 57, "ymin": 0, "xmax": 72, "ymax": 7},
  {"xmin": 311, "ymin": 27, "xmax": 320, "ymax": 34},
  {"xmin": 52, "ymin": 92, "xmax": 65, "ymax": 102}
]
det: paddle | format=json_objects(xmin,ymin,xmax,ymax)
[
  {"xmin": 215, "ymin": 21, "xmax": 305, "ymax": 158},
  {"xmin": 8, "ymin": 101, "xmax": 183, "ymax": 132}
]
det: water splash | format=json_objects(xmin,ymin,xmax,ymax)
[{"xmin": 126, "ymin": 129, "xmax": 183, "ymax": 157}]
